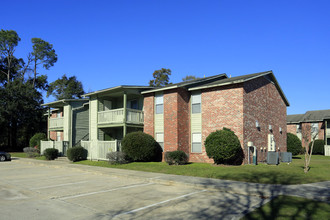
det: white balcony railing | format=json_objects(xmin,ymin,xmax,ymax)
[
  {"xmin": 49, "ymin": 117, "xmax": 64, "ymax": 129},
  {"xmin": 98, "ymin": 108, "xmax": 143, "ymax": 125}
]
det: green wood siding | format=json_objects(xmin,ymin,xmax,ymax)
[{"xmin": 72, "ymin": 107, "xmax": 89, "ymax": 146}]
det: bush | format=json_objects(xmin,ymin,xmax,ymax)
[
  {"xmin": 205, "ymin": 128, "xmax": 243, "ymax": 165},
  {"xmin": 121, "ymin": 131, "xmax": 162, "ymax": 162},
  {"xmin": 23, "ymin": 147, "xmax": 40, "ymax": 158},
  {"xmin": 164, "ymin": 150, "xmax": 188, "ymax": 165},
  {"xmin": 106, "ymin": 151, "xmax": 128, "ymax": 164},
  {"xmin": 29, "ymin": 133, "xmax": 47, "ymax": 151},
  {"xmin": 309, "ymin": 139, "xmax": 325, "ymax": 155},
  {"xmin": 287, "ymin": 133, "xmax": 303, "ymax": 156},
  {"xmin": 43, "ymin": 148, "xmax": 59, "ymax": 160},
  {"xmin": 67, "ymin": 146, "xmax": 87, "ymax": 162}
]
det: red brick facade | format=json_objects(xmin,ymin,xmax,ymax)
[
  {"xmin": 143, "ymin": 76, "xmax": 288, "ymax": 164},
  {"xmin": 242, "ymin": 77, "xmax": 287, "ymax": 163},
  {"xmin": 49, "ymin": 110, "xmax": 63, "ymax": 141},
  {"xmin": 287, "ymin": 124, "xmax": 297, "ymax": 135}
]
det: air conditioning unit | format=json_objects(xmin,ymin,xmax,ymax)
[
  {"xmin": 281, "ymin": 152, "xmax": 292, "ymax": 163},
  {"xmin": 267, "ymin": 152, "xmax": 279, "ymax": 165}
]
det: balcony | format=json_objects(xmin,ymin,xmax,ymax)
[
  {"xmin": 49, "ymin": 117, "xmax": 64, "ymax": 130},
  {"xmin": 98, "ymin": 108, "xmax": 144, "ymax": 125}
]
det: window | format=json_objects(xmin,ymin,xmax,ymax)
[
  {"xmin": 191, "ymin": 92, "xmax": 201, "ymax": 114},
  {"xmin": 192, "ymin": 133, "xmax": 202, "ymax": 153},
  {"xmin": 129, "ymin": 100, "xmax": 138, "ymax": 109},
  {"xmin": 57, "ymin": 132, "xmax": 61, "ymax": 141},
  {"xmin": 296, "ymin": 124, "xmax": 301, "ymax": 133},
  {"xmin": 156, "ymin": 133, "xmax": 164, "ymax": 150},
  {"xmin": 155, "ymin": 93, "xmax": 163, "ymax": 114},
  {"xmin": 327, "ymin": 138, "xmax": 330, "ymax": 145}
]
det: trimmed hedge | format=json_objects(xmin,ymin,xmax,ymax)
[
  {"xmin": 67, "ymin": 146, "xmax": 87, "ymax": 162},
  {"xmin": 43, "ymin": 148, "xmax": 59, "ymax": 160},
  {"xmin": 287, "ymin": 133, "xmax": 303, "ymax": 156},
  {"xmin": 121, "ymin": 131, "xmax": 162, "ymax": 162},
  {"xmin": 164, "ymin": 150, "xmax": 188, "ymax": 165},
  {"xmin": 309, "ymin": 139, "xmax": 325, "ymax": 155},
  {"xmin": 205, "ymin": 128, "xmax": 243, "ymax": 165},
  {"xmin": 29, "ymin": 133, "xmax": 47, "ymax": 151}
]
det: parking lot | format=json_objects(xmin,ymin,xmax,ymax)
[{"xmin": 0, "ymin": 159, "xmax": 265, "ymax": 220}]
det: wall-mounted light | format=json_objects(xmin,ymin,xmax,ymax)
[
  {"xmin": 269, "ymin": 125, "xmax": 272, "ymax": 131},
  {"xmin": 279, "ymin": 127, "xmax": 282, "ymax": 133},
  {"xmin": 248, "ymin": 141, "xmax": 253, "ymax": 147},
  {"xmin": 256, "ymin": 121, "xmax": 260, "ymax": 128}
]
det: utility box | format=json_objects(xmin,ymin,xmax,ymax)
[
  {"xmin": 281, "ymin": 152, "xmax": 292, "ymax": 163},
  {"xmin": 267, "ymin": 152, "xmax": 279, "ymax": 165}
]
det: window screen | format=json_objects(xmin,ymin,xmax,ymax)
[
  {"xmin": 192, "ymin": 133, "xmax": 202, "ymax": 153},
  {"xmin": 155, "ymin": 93, "xmax": 164, "ymax": 114},
  {"xmin": 191, "ymin": 92, "xmax": 201, "ymax": 114},
  {"xmin": 156, "ymin": 133, "xmax": 164, "ymax": 150}
]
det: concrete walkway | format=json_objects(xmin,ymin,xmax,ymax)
[{"xmin": 14, "ymin": 157, "xmax": 330, "ymax": 203}]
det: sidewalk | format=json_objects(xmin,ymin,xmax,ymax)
[{"xmin": 14, "ymin": 157, "xmax": 330, "ymax": 203}]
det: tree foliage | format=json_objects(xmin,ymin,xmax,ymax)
[
  {"xmin": 149, "ymin": 68, "xmax": 172, "ymax": 87},
  {"xmin": 287, "ymin": 133, "xmax": 303, "ymax": 156},
  {"xmin": 0, "ymin": 30, "xmax": 49, "ymax": 151},
  {"xmin": 0, "ymin": 29, "xmax": 21, "ymax": 84},
  {"xmin": 31, "ymin": 38, "xmax": 57, "ymax": 87},
  {"xmin": 182, "ymin": 75, "xmax": 200, "ymax": 82},
  {"xmin": 47, "ymin": 74, "xmax": 85, "ymax": 100}
]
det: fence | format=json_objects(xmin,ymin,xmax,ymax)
[
  {"xmin": 81, "ymin": 140, "xmax": 121, "ymax": 160},
  {"xmin": 40, "ymin": 141, "xmax": 69, "ymax": 156}
]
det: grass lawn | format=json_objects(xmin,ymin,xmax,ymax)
[
  {"xmin": 75, "ymin": 155, "xmax": 330, "ymax": 185},
  {"xmin": 242, "ymin": 195, "xmax": 330, "ymax": 220}
]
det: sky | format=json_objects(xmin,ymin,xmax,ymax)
[{"xmin": 1, "ymin": 0, "xmax": 329, "ymax": 115}]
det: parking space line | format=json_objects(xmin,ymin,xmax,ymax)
[
  {"xmin": 114, "ymin": 189, "xmax": 207, "ymax": 217},
  {"xmin": 30, "ymin": 181, "xmax": 88, "ymax": 190},
  {"xmin": 57, "ymin": 182, "xmax": 154, "ymax": 200}
]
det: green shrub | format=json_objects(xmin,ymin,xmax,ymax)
[
  {"xmin": 67, "ymin": 146, "xmax": 87, "ymax": 162},
  {"xmin": 164, "ymin": 150, "xmax": 188, "ymax": 165},
  {"xmin": 121, "ymin": 131, "xmax": 162, "ymax": 162},
  {"xmin": 29, "ymin": 133, "xmax": 47, "ymax": 151},
  {"xmin": 23, "ymin": 147, "xmax": 39, "ymax": 158},
  {"xmin": 43, "ymin": 148, "xmax": 59, "ymax": 160},
  {"xmin": 205, "ymin": 128, "xmax": 243, "ymax": 165},
  {"xmin": 106, "ymin": 151, "xmax": 128, "ymax": 164},
  {"xmin": 309, "ymin": 139, "xmax": 325, "ymax": 155},
  {"xmin": 287, "ymin": 133, "xmax": 303, "ymax": 156}
]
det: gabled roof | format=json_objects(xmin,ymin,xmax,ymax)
[
  {"xmin": 41, "ymin": 99, "xmax": 89, "ymax": 108},
  {"xmin": 287, "ymin": 110, "xmax": 330, "ymax": 123},
  {"xmin": 83, "ymin": 85, "xmax": 153, "ymax": 97},
  {"xmin": 287, "ymin": 114, "xmax": 305, "ymax": 124},
  {"xmin": 141, "ymin": 73, "xmax": 228, "ymax": 94}
]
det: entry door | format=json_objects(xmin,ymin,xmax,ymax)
[{"xmin": 268, "ymin": 134, "xmax": 275, "ymax": 151}]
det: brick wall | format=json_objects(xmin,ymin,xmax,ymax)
[
  {"xmin": 191, "ymin": 84, "xmax": 244, "ymax": 163},
  {"xmin": 243, "ymin": 77, "xmax": 287, "ymax": 163},
  {"xmin": 163, "ymin": 88, "xmax": 190, "ymax": 152},
  {"xmin": 143, "ymin": 94, "xmax": 154, "ymax": 136},
  {"xmin": 287, "ymin": 124, "xmax": 297, "ymax": 134}
]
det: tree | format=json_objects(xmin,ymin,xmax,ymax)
[
  {"xmin": 0, "ymin": 78, "xmax": 46, "ymax": 150},
  {"xmin": 47, "ymin": 74, "xmax": 85, "ymax": 100},
  {"xmin": 301, "ymin": 123, "xmax": 318, "ymax": 173},
  {"xmin": 31, "ymin": 38, "xmax": 57, "ymax": 87},
  {"xmin": 182, "ymin": 75, "xmax": 200, "ymax": 82},
  {"xmin": 149, "ymin": 68, "xmax": 172, "ymax": 87},
  {"xmin": 0, "ymin": 30, "xmax": 21, "ymax": 84}
]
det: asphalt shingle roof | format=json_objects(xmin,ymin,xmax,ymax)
[{"xmin": 287, "ymin": 110, "xmax": 330, "ymax": 123}]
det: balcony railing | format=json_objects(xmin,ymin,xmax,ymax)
[
  {"xmin": 49, "ymin": 117, "xmax": 64, "ymax": 129},
  {"xmin": 98, "ymin": 108, "xmax": 143, "ymax": 125}
]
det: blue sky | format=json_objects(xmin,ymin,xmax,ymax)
[{"xmin": 1, "ymin": 0, "xmax": 329, "ymax": 115}]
